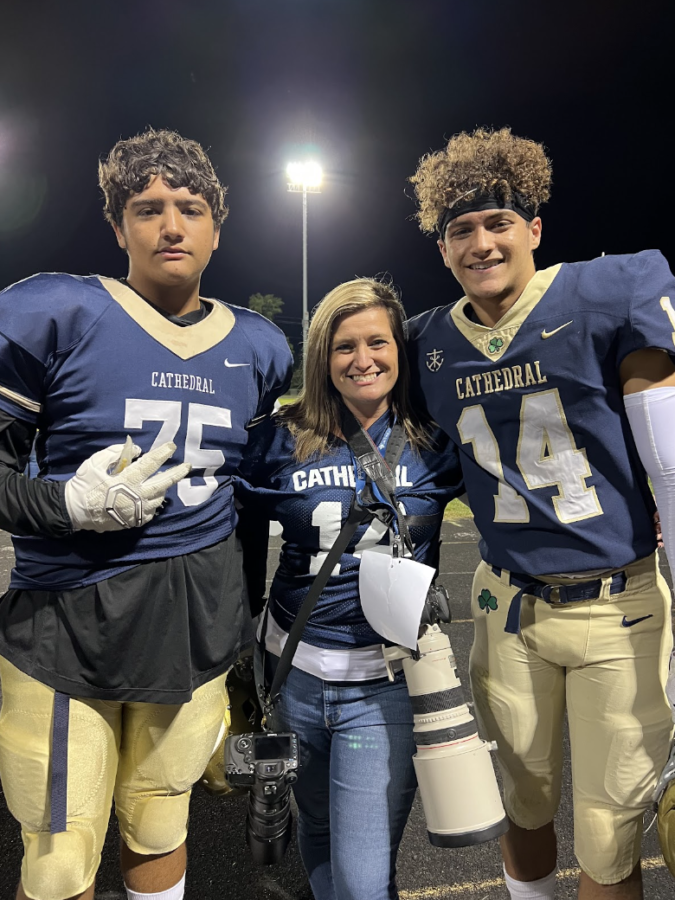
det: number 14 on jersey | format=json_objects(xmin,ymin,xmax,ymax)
[{"xmin": 457, "ymin": 388, "xmax": 603, "ymax": 525}]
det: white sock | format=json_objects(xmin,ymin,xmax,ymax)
[
  {"xmin": 504, "ymin": 865, "xmax": 556, "ymax": 899},
  {"xmin": 125, "ymin": 873, "xmax": 186, "ymax": 900}
]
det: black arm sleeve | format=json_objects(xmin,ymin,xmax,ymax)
[
  {"xmin": 235, "ymin": 502, "xmax": 270, "ymax": 619},
  {"xmin": 0, "ymin": 410, "xmax": 73, "ymax": 538}
]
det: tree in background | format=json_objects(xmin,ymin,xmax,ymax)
[
  {"xmin": 248, "ymin": 292, "xmax": 283, "ymax": 322},
  {"xmin": 289, "ymin": 349, "xmax": 304, "ymax": 391},
  {"xmin": 247, "ymin": 292, "xmax": 303, "ymax": 391}
]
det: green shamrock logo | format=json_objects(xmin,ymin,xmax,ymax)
[
  {"xmin": 488, "ymin": 337, "xmax": 504, "ymax": 354},
  {"xmin": 478, "ymin": 588, "xmax": 498, "ymax": 612}
]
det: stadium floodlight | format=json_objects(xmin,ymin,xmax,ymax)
[
  {"xmin": 286, "ymin": 160, "xmax": 322, "ymax": 191},
  {"xmin": 286, "ymin": 161, "xmax": 323, "ymax": 349}
]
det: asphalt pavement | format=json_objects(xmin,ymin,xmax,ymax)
[{"xmin": 0, "ymin": 524, "xmax": 673, "ymax": 899}]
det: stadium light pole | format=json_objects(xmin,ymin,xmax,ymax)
[{"xmin": 286, "ymin": 161, "xmax": 322, "ymax": 350}]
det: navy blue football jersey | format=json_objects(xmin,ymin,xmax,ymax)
[
  {"xmin": 236, "ymin": 412, "xmax": 462, "ymax": 651},
  {"xmin": 0, "ymin": 274, "xmax": 292, "ymax": 589},
  {"xmin": 407, "ymin": 251, "xmax": 675, "ymax": 575}
]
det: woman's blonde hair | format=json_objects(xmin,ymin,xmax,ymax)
[{"xmin": 278, "ymin": 278, "xmax": 430, "ymax": 461}]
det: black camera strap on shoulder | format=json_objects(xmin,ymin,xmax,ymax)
[
  {"xmin": 257, "ymin": 409, "xmax": 409, "ymax": 726},
  {"xmin": 259, "ymin": 502, "xmax": 371, "ymax": 720}
]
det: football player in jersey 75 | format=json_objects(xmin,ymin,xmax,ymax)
[
  {"xmin": 0, "ymin": 129, "xmax": 292, "ymax": 900},
  {"xmin": 406, "ymin": 127, "xmax": 675, "ymax": 900}
]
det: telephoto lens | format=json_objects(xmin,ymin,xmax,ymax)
[
  {"xmin": 383, "ymin": 624, "xmax": 508, "ymax": 847},
  {"xmin": 246, "ymin": 760, "xmax": 295, "ymax": 864},
  {"xmin": 224, "ymin": 732, "xmax": 300, "ymax": 864}
]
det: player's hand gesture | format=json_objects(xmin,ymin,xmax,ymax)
[{"xmin": 65, "ymin": 437, "xmax": 191, "ymax": 532}]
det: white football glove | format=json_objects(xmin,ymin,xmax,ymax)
[{"xmin": 64, "ymin": 437, "xmax": 191, "ymax": 533}]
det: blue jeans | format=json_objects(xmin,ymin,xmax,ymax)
[{"xmin": 273, "ymin": 663, "xmax": 417, "ymax": 900}]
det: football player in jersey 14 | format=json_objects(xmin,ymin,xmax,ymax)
[
  {"xmin": 406, "ymin": 127, "xmax": 675, "ymax": 900},
  {"xmin": 0, "ymin": 129, "xmax": 292, "ymax": 900}
]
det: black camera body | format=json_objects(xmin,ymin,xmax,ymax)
[
  {"xmin": 419, "ymin": 582, "xmax": 452, "ymax": 630},
  {"xmin": 224, "ymin": 731, "xmax": 300, "ymax": 864}
]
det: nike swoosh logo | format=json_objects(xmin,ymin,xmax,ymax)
[
  {"xmin": 621, "ymin": 614, "xmax": 653, "ymax": 628},
  {"xmin": 224, "ymin": 360, "xmax": 251, "ymax": 367},
  {"xmin": 541, "ymin": 321, "xmax": 573, "ymax": 339}
]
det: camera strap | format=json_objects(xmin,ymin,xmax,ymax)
[
  {"xmin": 257, "ymin": 409, "xmax": 408, "ymax": 724},
  {"xmin": 340, "ymin": 408, "xmax": 414, "ymax": 558},
  {"xmin": 259, "ymin": 503, "xmax": 371, "ymax": 721}
]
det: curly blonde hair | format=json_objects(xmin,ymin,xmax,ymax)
[{"xmin": 409, "ymin": 127, "xmax": 552, "ymax": 233}]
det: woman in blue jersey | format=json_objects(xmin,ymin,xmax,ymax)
[{"xmin": 237, "ymin": 278, "xmax": 462, "ymax": 900}]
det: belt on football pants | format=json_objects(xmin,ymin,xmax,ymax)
[{"xmin": 490, "ymin": 566, "xmax": 628, "ymax": 635}]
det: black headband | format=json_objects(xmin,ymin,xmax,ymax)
[{"xmin": 436, "ymin": 190, "xmax": 536, "ymax": 238}]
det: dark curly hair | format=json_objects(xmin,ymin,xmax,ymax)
[
  {"xmin": 99, "ymin": 128, "xmax": 228, "ymax": 226},
  {"xmin": 409, "ymin": 127, "xmax": 552, "ymax": 233}
]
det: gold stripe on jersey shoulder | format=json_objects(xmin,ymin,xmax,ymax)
[
  {"xmin": 450, "ymin": 264, "xmax": 562, "ymax": 362},
  {"xmin": 0, "ymin": 384, "xmax": 42, "ymax": 414},
  {"xmin": 98, "ymin": 277, "xmax": 235, "ymax": 360}
]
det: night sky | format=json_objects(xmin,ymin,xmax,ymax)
[{"xmin": 0, "ymin": 0, "xmax": 670, "ymax": 349}]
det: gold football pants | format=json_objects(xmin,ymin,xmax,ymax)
[
  {"xmin": 0, "ymin": 658, "xmax": 228, "ymax": 900},
  {"xmin": 469, "ymin": 553, "xmax": 673, "ymax": 884}
]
